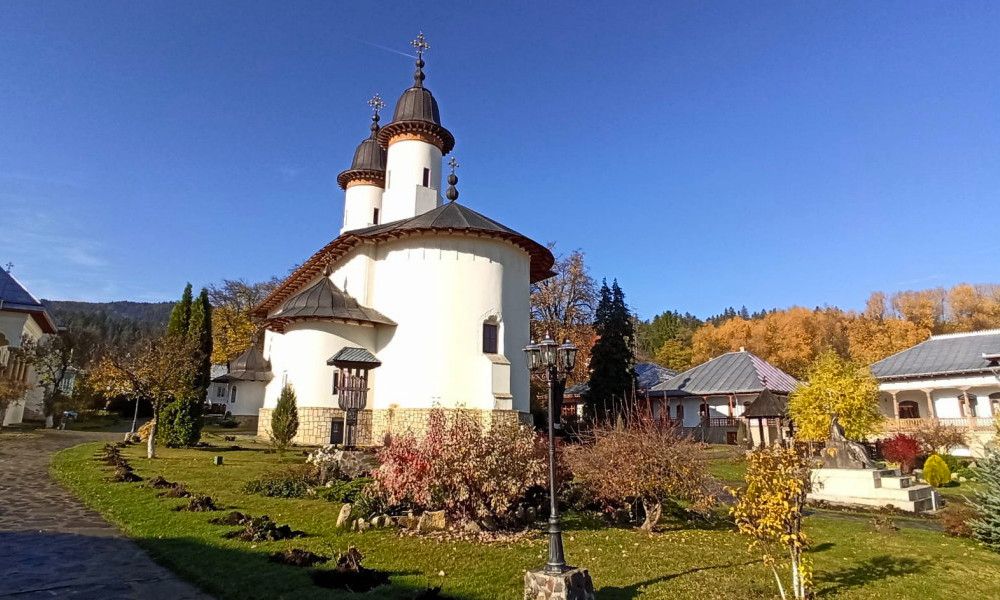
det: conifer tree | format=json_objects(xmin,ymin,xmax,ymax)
[
  {"xmin": 167, "ymin": 283, "xmax": 193, "ymax": 337},
  {"xmin": 971, "ymin": 450, "xmax": 1000, "ymax": 552},
  {"xmin": 584, "ymin": 279, "xmax": 636, "ymax": 422},
  {"xmin": 270, "ymin": 384, "xmax": 299, "ymax": 456},
  {"xmin": 158, "ymin": 283, "xmax": 209, "ymax": 447}
]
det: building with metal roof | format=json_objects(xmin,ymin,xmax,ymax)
[
  {"xmin": 872, "ymin": 330, "xmax": 1000, "ymax": 456},
  {"xmin": 1, "ymin": 265, "xmax": 57, "ymax": 426},
  {"xmin": 561, "ymin": 362, "xmax": 678, "ymax": 422},
  {"xmin": 649, "ymin": 349, "xmax": 799, "ymax": 446},
  {"xmin": 249, "ymin": 35, "xmax": 553, "ymax": 446}
]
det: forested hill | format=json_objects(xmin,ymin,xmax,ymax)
[{"xmin": 41, "ymin": 300, "xmax": 173, "ymax": 348}]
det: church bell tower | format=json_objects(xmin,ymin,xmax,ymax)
[
  {"xmin": 337, "ymin": 95, "xmax": 388, "ymax": 233},
  {"xmin": 376, "ymin": 33, "xmax": 455, "ymax": 223}
]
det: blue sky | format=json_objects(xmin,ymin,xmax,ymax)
[{"xmin": 2, "ymin": 1, "xmax": 998, "ymax": 319}]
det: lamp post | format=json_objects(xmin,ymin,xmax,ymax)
[{"xmin": 525, "ymin": 332, "xmax": 577, "ymax": 574}]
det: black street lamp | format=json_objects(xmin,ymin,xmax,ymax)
[{"xmin": 525, "ymin": 332, "xmax": 578, "ymax": 574}]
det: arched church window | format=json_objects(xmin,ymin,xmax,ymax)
[
  {"xmin": 422, "ymin": 168, "xmax": 430, "ymax": 187},
  {"xmin": 373, "ymin": 208, "xmax": 380, "ymax": 225},
  {"xmin": 230, "ymin": 386, "xmax": 237, "ymax": 404},
  {"xmin": 898, "ymin": 400, "xmax": 919, "ymax": 419},
  {"xmin": 967, "ymin": 393, "xmax": 978, "ymax": 417},
  {"xmin": 482, "ymin": 321, "xmax": 499, "ymax": 354}
]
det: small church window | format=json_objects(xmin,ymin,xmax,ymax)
[
  {"xmin": 482, "ymin": 322, "xmax": 499, "ymax": 354},
  {"xmin": 216, "ymin": 385, "xmax": 224, "ymax": 398},
  {"xmin": 230, "ymin": 386, "xmax": 237, "ymax": 404},
  {"xmin": 332, "ymin": 369, "xmax": 340, "ymax": 395},
  {"xmin": 676, "ymin": 404, "xmax": 684, "ymax": 421},
  {"xmin": 373, "ymin": 208, "xmax": 380, "ymax": 225},
  {"xmin": 422, "ymin": 168, "xmax": 430, "ymax": 187}
]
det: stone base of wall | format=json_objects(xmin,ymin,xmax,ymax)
[
  {"xmin": 234, "ymin": 415, "xmax": 258, "ymax": 432},
  {"xmin": 257, "ymin": 407, "xmax": 531, "ymax": 447}
]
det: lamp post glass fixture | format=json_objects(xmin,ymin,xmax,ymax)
[{"xmin": 524, "ymin": 333, "xmax": 578, "ymax": 574}]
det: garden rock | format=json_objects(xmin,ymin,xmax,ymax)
[
  {"xmin": 417, "ymin": 511, "xmax": 447, "ymax": 532},
  {"xmin": 336, "ymin": 503, "xmax": 353, "ymax": 528}
]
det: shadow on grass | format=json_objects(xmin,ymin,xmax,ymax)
[
  {"xmin": 598, "ymin": 560, "xmax": 762, "ymax": 600},
  {"xmin": 0, "ymin": 530, "xmax": 469, "ymax": 600},
  {"xmin": 811, "ymin": 541, "xmax": 835, "ymax": 553},
  {"xmin": 816, "ymin": 555, "xmax": 930, "ymax": 595}
]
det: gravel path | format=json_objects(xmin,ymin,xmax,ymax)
[{"xmin": 0, "ymin": 430, "xmax": 213, "ymax": 599}]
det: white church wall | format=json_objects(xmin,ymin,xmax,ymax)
[
  {"xmin": 263, "ymin": 322, "xmax": 377, "ymax": 410},
  {"xmin": 368, "ymin": 235, "xmax": 531, "ymax": 413},
  {"xmin": 228, "ymin": 381, "xmax": 267, "ymax": 416},
  {"xmin": 380, "ymin": 139, "xmax": 441, "ymax": 222},
  {"xmin": 342, "ymin": 183, "xmax": 384, "ymax": 233},
  {"xmin": 328, "ymin": 248, "xmax": 376, "ymax": 305}
]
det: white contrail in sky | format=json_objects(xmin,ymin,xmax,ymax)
[{"xmin": 350, "ymin": 38, "xmax": 416, "ymax": 59}]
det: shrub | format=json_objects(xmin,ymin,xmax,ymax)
[
  {"xmin": 882, "ymin": 433, "xmax": 922, "ymax": 474},
  {"xmin": 372, "ymin": 409, "xmax": 546, "ymax": 525},
  {"xmin": 941, "ymin": 454, "xmax": 962, "ymax": 473},
  {"xmin": 564, "ymin": 416, "xmax": 714, "ymax": 530},
  {"xmin": 158, "ymin": 396, "xmax": 204, "ymax": 447},
  {"xmin": 911, "ymin": 422, "xmax": 967, "ymax": 455},
  {"xmin": 242, "ymin": 465, "xmax": 318, "ymax": 498},
  {"xmin": 315, "ymin": 478, "xmax": 373, "ymax": 503},
  {"xmin": 923, "ymin": 454, "xmax": 951, "ymax": 487},
  {"xmin": 270, "ymin": 384, "xmax": 299, "ymax": 455}
]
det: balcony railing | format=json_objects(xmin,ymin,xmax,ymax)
[{"xmin": 883, "ymin": 417, "xmax": 997, "ymax": 432}]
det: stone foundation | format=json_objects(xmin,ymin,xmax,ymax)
[
  {"xmin": 524, "ymin": 567, "xmax": 596, "ymax": 600},
  {"xmin": 257, "ymin": 407, "xmax": 530, "ymax": 447}
]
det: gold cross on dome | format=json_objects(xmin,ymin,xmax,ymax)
[
  {"xmin": 448, "ymin": 156, "xmax": 459, "ymax": 173},
  {"xmin": 368, "ymin": 94, "xmax": 385, "ymax": 116},
  {"xmin": 411, "ymin": 32, "xmax": 430, "ymax": 58}
]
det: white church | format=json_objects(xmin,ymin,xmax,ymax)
[{"xmin": 238, "ymin": 35, "xmax": 553, "ymax": 446}]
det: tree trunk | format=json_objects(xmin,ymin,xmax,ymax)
[
  {"xmin": 147, "ymin": 418, "xmax": 157, "ymax": 459},
  {"xmin": 640, "ymin": 499, "xmax": 662, "ymax": 531},
  {"xmin": 771, "ymin": 565, "xmax": 787, "ymax": 600}
]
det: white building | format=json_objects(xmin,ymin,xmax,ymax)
[
  {"xmin": 872, "ymin": 329, "xmax": 1000, "ymax": 456},
  {"xmin": 649, "ymin": 349, "xmax": 799, "ymax": 446},
  {"xmin": 208, "ymin": 345, "xmax": 271, "ymax": 427},
  {"xmin": 251, "ymin": 37, "xmax": 553, "ymax": 446},
  {"xmin": 1, "ymin": 266, "xmax": 58, "ymax": 426}
]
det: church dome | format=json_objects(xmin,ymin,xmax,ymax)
[
  {"xmin": 375, "ymin": 39, "xmax": 455, "ymax": 155},
  {"xmin": 337, "ymin": 113, "xmax": 388, "ymax": 190}
]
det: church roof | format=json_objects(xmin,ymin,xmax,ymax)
[
  {"xmin": 650, "ymin": 350, "xmax": 798, "ymax": 397},
  {"xmin": 337, "ymin": 113, "xmax": 388, "ymax": 190},
  {"xmin": 743, "ymin": 389, "xmax": 788, "ymax": 418},
  {"xmin": 871, "ymin": 329, "xmax": 1000, "ymax": 381},
  {"xmin": 266, "ymin": 277, "xmax": 395, "ymax": 332},
  {"xmin": 0, "ymin": 267, "xmax": 57, "ymax": 334},
  {"xmin": 253, "ymin": 202, "xmax": 555, "ymax": 319},
  {"xmin": 565, "ymin": 362, "xmax": 678, "ymax": 397},
  {"xmin": 219, "ymin": 344, "xmax": 272, "ymax": 382}
]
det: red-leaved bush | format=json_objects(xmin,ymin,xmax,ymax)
[
  {"xmin": 372, "ymin": 410, "xmax": 547, "ymax": 525},
  {"xmin": 881, "ymin": 433, "xmax": 922, "ymax": 474}
]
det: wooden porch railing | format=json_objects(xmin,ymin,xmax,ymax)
[{"xmin": 883, "ymin": 417, "xmax": 997, "ymax": 433}]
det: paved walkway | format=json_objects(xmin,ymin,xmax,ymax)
[{"xmin": 0, "ymin": 430, "xmax": 213, "ymax": 599}]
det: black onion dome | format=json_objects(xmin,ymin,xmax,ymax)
[
  {"xmin": 376, "ymin": 85, "xmax": 456, "ymax": 154},
  {"xmin": 225, "ymin": 345, "xmax": 272, "ymax": 382},
  {"xmin": 337, "ymin": 123, "xmax": 388, "ymax": 190}
]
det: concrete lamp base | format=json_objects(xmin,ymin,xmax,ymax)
[{"xmin": 524, "ymin": 567, "xmax": 596, "ymax": 600}]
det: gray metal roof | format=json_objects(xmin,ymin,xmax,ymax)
[
  {"xmin": 336, "ymin": 119, "xmax": 388, "ymax": 190},
  {"xmin": 352, "ymin": 201, "xmax": 520, "ymax": 237},
  {"xmin": 0, "ymin": 267, "xmax": 58, "ymax": 333},
  {"xmin": 565, "ymin": 362, "xmax": 678, "ymax": 397},
  {"xmin": 270, "ymin": 277, "xmax": 395, "ymax": 328},
  {"xmin": 650, "ymin": 350, "xmax": 798, "ymax": 397},
  {"xmin": 871, "ymin": 330, "xmax": 1000, "ymax": 380},
  {"xmin": 326, "ymin": 346, "xmax": 381, "ymax": 367},
  {"xmin": 225, "ymin": 344, "xmax": 272, "ymax": 382}
]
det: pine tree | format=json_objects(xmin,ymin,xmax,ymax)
[
  {"xmin": 158, "ymin": 283, "xmax": 205, "ymax": 447},
  {"xmin": 167, "ymin": 283, "xmax": 193, "ymax": 337},
  {"xmin": 584, "ymin": 279, "xmax": 636, "ymax": 422},
  {"xmin": 270, "ymin": 384, "xmax": 299, "ymax": 456},
  {"xmin": 971, "ymin": 450, "xmax": 1000, "ymax": 552}
]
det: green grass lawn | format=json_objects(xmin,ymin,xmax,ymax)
[{"xmin": 52, "ymin": 441, "xmax": 1000, "ymax": 600}]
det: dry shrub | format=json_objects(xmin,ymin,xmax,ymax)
[
  {"xmin": 563, "ymin": 416, "xmax": 714, "ymax": 530},
  {"xmin": 372, "ymin": 409, "xmax": 547, "ymax": 526},
  {"xmin": 940, "ymin": 502, "xmax": 974, "ymax": 538},
  {"xmin": 911, "ymin": 422, "xmax": 967, "ymax": 455}
]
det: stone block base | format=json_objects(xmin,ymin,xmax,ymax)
[
  {"xmin": 809, "ymin": 468, "xmax": 941, "ymax": 513},
  {"xmin": 257, "ymin": 407, "xmax": 531, "ymax": 447},
  {"xmin": 524, "ymin": 567, "xmax": 595, "ymax": 600}
]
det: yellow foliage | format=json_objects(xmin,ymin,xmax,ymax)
[
  {"xmin": 211, "ymin": 305, "xmax": 258, "ymax": 364},
  {"xmin": 788, "ymin": 351, "xmax": 883, "ymax": 442}
]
